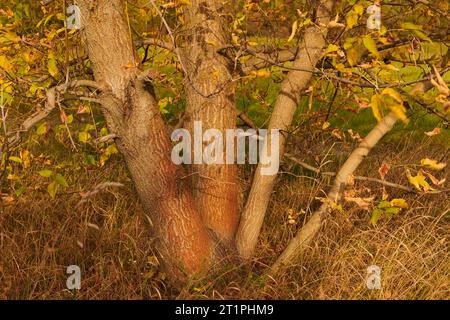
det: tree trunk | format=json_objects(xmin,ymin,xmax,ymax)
[
  {"xmin": 236, "ymin": 0, "xmax": 335, "ymax": 259},
  {"xmin": 182, "ymin": 0, "xmax": 239, "ymax": 246},
  {"xmin": 77, "ymin": 0, "xmax": 215, "ymax": 283}
]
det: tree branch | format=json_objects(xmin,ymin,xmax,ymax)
[
  {"xmin": 6, "ymin": 80, "xmax": 103, "ymax": 147},
  {"xmin": 135, "ymin": 38, "xmax": 174, "ymax": 51},
  {"xmin": 269, "ymin": 112, "xmax": 399, "ymax": 274},
  {"xmin": 284, "ymin": 153, "xmax": 417, "ymax": 193},
  {"xmin": 236, "ymin": 0, "xmax": 336, "ymax": 260}
]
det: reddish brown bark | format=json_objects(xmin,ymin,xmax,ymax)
[{"xmin": 77, "ymin": 0, "xmax": 215, "ymax": 282}]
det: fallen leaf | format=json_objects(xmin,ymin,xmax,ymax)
[
  {"xmin": 346, "ymin": 173, "xmax": 355, "ymax": 186},
  {"xmin": 378, "ymin": 162, "xmax": 391, "ymax": 180},
  {"xmin": 424, "ymin": 171, "xmax": 446, "ymax": 186},
  {"xmin": 420, "ymin": 158, "xmax": 447, "ymax": 171},
  {"xmin": 344, "ymin": 196, "xmax": 374, "ymax": 210},
  {"xmin": 425, "ymin": 128, "xmax": 441, "ymax": 137},
  {"xmin": 390, "ymin": 198, "xmax": 408, "ymax": 209},
  {"xmin": 347, "ymin": 129, "xmax": 362, "ymax": 141},
  {"xmin": 406, "ymin": 169, "xmax": 434, "ymax": 192},
  {"xmin": 332, "ymin": 128, "xmax": 343, "ymax": 140}
]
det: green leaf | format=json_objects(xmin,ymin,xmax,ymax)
[
  {"xmin": 413, "ymin": 30, "xmax": 432, "ymax": 42},
  {"xmin": 15, "ymin": 185, "xmax": 26, "ymax": 197},
  {"xmin": 371, "ymin": 208, "xmax": 383, "ymax": 226},
  {"xmin": 85, "ymin": 154, "xmax": 97, "ymax": 165},
  {"xmin": 378, "ymin": 200, "xmax": 391, "ymax": 209},
  {"xmin": 400, "ymin": 23, "xmax": 432, "ymax": 42},
  {"xmin": 38, "ymin": 169, "xmax": 53, "ymax": 178},
  {"xmin": 84, "ymin": 124, "xmax": 96, "ymax": 132},
  {"xmin": 47, "ymin": 181, "xmax": 59, "ymax": 199},
  {"xmin": 53, "ymin": 173, "xmax": 68, "ymax": 187},
  {"xmin": 400, "ymin": 22, "xmax": 423, "ymax": 30},
  {"xmin": 385, "ymin": 207, "xmax": 401, "ymax": 217}
]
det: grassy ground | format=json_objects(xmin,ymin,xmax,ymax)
[{"xmin": 1, "ymin": 114, "xmax": 448, "ymax": 299}]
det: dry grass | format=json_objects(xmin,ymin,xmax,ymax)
[{"xmin": 0, "ymin": 134, "xmax": 448, "ymax": 300}]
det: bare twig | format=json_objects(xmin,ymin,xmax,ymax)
[
  {"xmin": 238, "ymin": 111, "xmax": 257, "ymax": 129},
  {"xmin": 6, "ymin": 80, "xmax": 103, "ymax": 148},
  {"xmin": 144, "ymin": 0, "xmax": 233, "ymax": 99},
  {"xmin": 77, "ymin": 181, "xmax": 125, "ymax": 207},
  {"xmin": 136, "ymin": 38, "xmax": 174, "ymax": 51},
  {"xmin": 41, "ymin": 0, "xmax": 56, "ymax": 5},
  {"xmin": 96, "ymin": 134, "xmax": 118, "ymax": 143}
]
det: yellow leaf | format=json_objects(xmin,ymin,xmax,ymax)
[
  {"xmin": 345, "ymin": 10, "xmax": 359, "ymax": 29},
  {"xmin": 250, "ymin": 69, "xmax": 270, "ymax": 78},
  {"xmin": 326, "ymin": 44, "xmax": 340, "ymax": 54},
  {"xmin": 354, "ymin": 4, "xmax": 364, "ymax": 15},
  {"xmin": 0, "ymin": 55, "xmax": 13, "ymax": 73},
  {"xmin": 47, "ymin": 52, "xmax": 59, "ymax": 78},
  {"xmin": 406, "ymin": 169, "xmax": 434, "ymax": 192},
  {"xmin": 346, "ymin": 46, "xmax": 361, "ymax": 66},
  {"xmin": 362, "ymin": 35, "xmax": 379, "ymax": 58},
  {"xmin": 380, "ymin": 62, "xmax": 399, "ymax": 71},
  {"xmin": 322, "ymin": 121, "xmax": 330, "ymax": 130},
  {"xmin": 381, "ymin": 88, "xmax": 403, "ymax": 103},
  {"xmin": 388, "ymin": 103, "xmax": 409, "ymax": 124},
  {"xmin": 390, "ymin": 198, "xmax": 408, "ymax": 209},
  {"xmin": 78, "ymin": 131, "xmax": 91, "ymax": 143},
  {"xmin": 420, "ymin": 158, "xmax": 447, "ymax": 171},
  {"xmin": 20, "ymin": 149, "xmax": 31, "ymax": 169},
  {"xmin": 287, "ymin": 20, "xmax": 298, "ymax": 42},
  {"xmin": 370, "ymin": 95, "xmax": 383, "ymax": 122},
  {"xmin": 406, "ymin": 169, "xmax": 420, "ymax": 191},
  {"xmin": 36, "ymin": 123, "xmax": 48, "ymax": 135},
  {"xmin": 9, "ymin": 156, "xmax": 22, "ymax": 163},
  {"xmin": 124, "ymin": 63, "xmax": 136, "ymax": 69}
]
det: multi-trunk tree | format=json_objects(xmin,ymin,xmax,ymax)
[
  {"xmin": 2, "ymin": 0, "xmax": 448, "ymax": 286},
  {"xmin": 70, "ymin": 0, "xmax": 336, "ymax": 283}
]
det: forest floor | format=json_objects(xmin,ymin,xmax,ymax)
[{"xmin": 0, "ymin": 109, "xmax": 449, "ymax": 300}]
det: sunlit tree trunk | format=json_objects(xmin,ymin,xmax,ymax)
[
  {"xmin": 182, "ymin": 0, "xmax": 239, "ymax": 246},
  {"xmin": 77, "ymin": 0, "xmax": 215, "ymax": 283}
]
